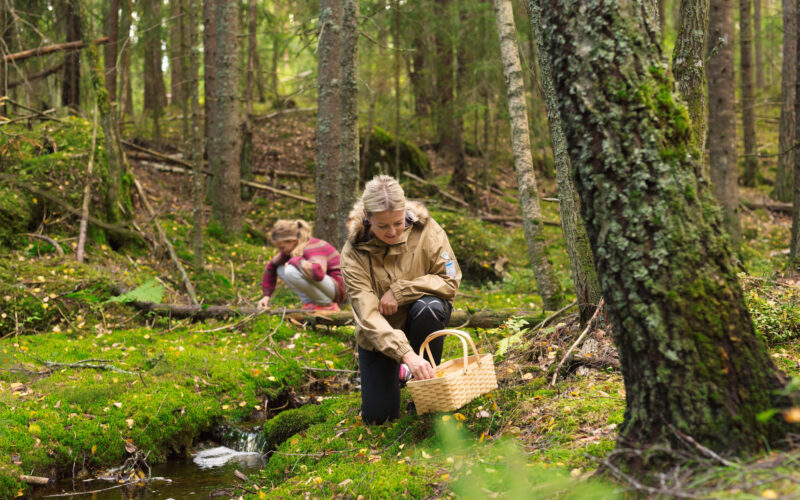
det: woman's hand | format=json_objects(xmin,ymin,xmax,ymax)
[
  {"xmin": 257, "ymin": 296, "xmax": 271, "ymax": 309},
  {"xmin": 402, "ymin": 351, "xmax": 435, "ymax": 380},
  {"xmin": 379, "ymin": 289, "xmax": 398, "ymax": 316}
]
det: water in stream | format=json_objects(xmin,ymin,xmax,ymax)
[{"xmin": 31, "ymin": 428, "xmax": 267, "ymax": 500}]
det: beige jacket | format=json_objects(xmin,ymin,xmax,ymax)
[{"xmin": 341, "ymin": 201, "xmax": 462, "ymax": 362}]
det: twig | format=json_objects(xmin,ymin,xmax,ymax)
[
  {"xmin": 22, "ymin": 233, "xmax": 64, "ymax": 256},
  {"xmin": 403, "ymin": 171, "xmax": 469, "ymax": 208},
  {"xmin": 43, "ymin": 478, "xmax": 151, "ymax": 497},
  {"xmin": 531, "ymin": 299, "xmax": 578, "ymax": 332},
  {"xmin": 550, "ymin": 298, "xmax": 604, "ymax": 386},
  {"xmin": 194, "ymin": 312, "xmax": 259, "ymax": 334},
  {"xmin": 255, "ymin": 308, "xmax": 286, "ymax": 348},
  {"xmin": 669, "ymin": 424, "xmax": 737, "ymax": 467},
  {"xmin": 42, "ymin": 360, "xmax": 138, "ymax": 376},
  {"xmin": 301, "ymin": 366, "xmax": 358, "ymax": 374},
  {"xmin": 76, "ymin": 104, "xmax": 99, "ymax": 263},
  {"xmin": 133, "ymin": 179, "xmax": 199, "ymax": 306}
]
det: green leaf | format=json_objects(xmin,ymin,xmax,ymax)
[
  {"xmin": 495, "ymin": 331, "xmax": 523, "ymax": 358},
  {"xmin": 756, "ymin": 409, "xmax": 780, "ymax": 422},
  {"xmin": 105, "ymin": 279, "xmax": 164, "ymax": 304}
]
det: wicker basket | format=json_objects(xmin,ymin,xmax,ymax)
[{"xmin": 406, "ymin": 329, "xmax": 498, "ymax": 414}]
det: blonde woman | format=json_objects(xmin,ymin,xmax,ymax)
[
  {"xmin": 258, "ymin": 219, "xmax": 345, "ymax": 311},
  {"xmin": 341, "ymin": 175, "xmax": 462, "ymax": 423}
]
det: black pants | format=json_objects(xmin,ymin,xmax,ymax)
[{"xmin": 359, "ymin": 295, "xmax": 452, "ymax": 424}]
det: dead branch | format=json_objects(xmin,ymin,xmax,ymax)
[
  {"xmin": 4, "ymin": 36, "xmax": 110, "ymax": 62},
  {"xmin": 76, "ymin": 105, "xmax": 99, "ymax": 263},
  {"xmin": 41, "ymin": 359, "xmax": 138, "ymax": 376},
  {"xmin": 22, "ymin": 233, "xmax": 64, "ymax": 256},
  {"xmin": 123, "ymin": 300, "xmax": 539, "ymax": 329},
  {"xmin": 133, "ymin": 179, "xmax": 199, "ymax": 306},
  {"xmin": 478, "ymin": 213, "xmax": 560, "ymax": 226},
  {"xmin": 251, "ymin": 107, "xmax": 317, "ymax": 123},
  {"xmin": 8, "ymin": 63, "xmax": 64, "ymax": 89},
  {"xmin": 0, "ymin": 109, "xmax": 57, "ymax": 126},
  {"xmin": 302, "ymin": 366, "xmax": 358, "ymax": 374},
  {"xmin": 551, "ymin": 298, "xmax": 605, "ymax": 386},
  {"xmin": 20, "ymin": 475, "xmax": 50, "ymax": 485},
  {"xmin": 124, "ymin": 141, "xmax": 314, "ymax": 203},
  {"xmin": 403, "ymin": 171, "xmax": 469, "ymax": 207},
  {"xmin": 740, "ymin": 199, "xmax": 793, "ymax": 214}
]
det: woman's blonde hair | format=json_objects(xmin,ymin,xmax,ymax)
[
  {"xmin": 270, "ymin": 219, "xmax": 312, "ymax": 257},
  {"xmin": 360, "ymin": 175, "xmax": 406, "ymax": 216}
]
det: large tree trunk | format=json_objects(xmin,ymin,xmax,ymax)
[
  {"xmin": 119, "ymin": 0, "xmax": 132, "ymax": 117},
  {"xmin": 315, "ymin": 0, "xmax": 342, "ymax": 245},
  {"xmin": 433, "ymin": 0, "xmax": 459, "ymax": 160},
  {"xmin": 62, "ymin": 0, "xmax": 81, "ymax": 109},
  {"xmin": 104, "ymin": 0, "xmax": 119, "ymax": 105},
  {"xmin": 775, "ymin": 0, "xmax": 796, "ymax": 202},
  {"xmin": 142, "ymin": 0, "xmax": 166, "ymax": 142},
  {"xmin": 707, "ymin": 0, "xmax": 742, "ymax": 242},
  {"xmin": 740, "ymin": 0, "xmax": 759, "ymax": 186},
  {"xmin": 169, "ymin": 0, "xmax": 185, "ymax": 107},
  {"xmin": 754, "ymin": 0, "xmax": 764, "ymax": 88},
  {"xmin": 528, "ymin": 1, "xmax": 601, "ymax": 324},
  {"xmin": 337, "ymin": 0, "xmax": 359, "ymax": 248},
  {"xmin": 210, "ymin": 0, "xmax": 241, "ymax": 235},
  {"xmin": 531, "ymin": 0, "xmax": 790, "ymax": 461},
  {"xmin": 188, "ymin": 0, "xmax": 204, "ymax": 268},
  {"xmin": 203, "ymin": 0, "xmax": 217, "ymax": 199},
  {"xmin": 494, "ymin": 0, "xmax": 563, "ymax": 311},
  {"xmin": 672, "ymin": 0, "xmax": 709, "ymax": 151}
]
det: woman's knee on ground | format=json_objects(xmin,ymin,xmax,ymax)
[{"xmin": 407, "ymin": 296, "xmax": 450, "ymax": 329}]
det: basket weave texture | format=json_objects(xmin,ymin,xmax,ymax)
[{"xmin": 407, "ymin": 329, "xmax": 498, "ymax": 414}]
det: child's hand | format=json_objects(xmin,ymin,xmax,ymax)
[
  {"xmin": 257, "ymin": 296, "xmax": 271, "ymax": 309},
  {"xmin": 300, "ymin": 259, "xmax": 314, "ymax": 279}
]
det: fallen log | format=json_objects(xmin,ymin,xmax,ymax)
[
  {"xmin": 740, "ymin": 199, "xmax": 793, "ymax": 214},
  {"xmin": 403, "ymin": 171, "xmax": 470, "ymax": 208},
  {"xmin": 125, "ymin": 301, "xmax": 539, "ymax": 329},
  {"xmin": 20, "ymin": 475, "xmax": 50, "ymax": 485},
  {"xmin": 4, "ymin": 37, "xmax": 110, "ymax": 62}
]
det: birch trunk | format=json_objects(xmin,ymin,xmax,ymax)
[
  {"xmin": 494, "ymin": 0, "xmax": 563, "ymax": 310},
  {"xmin": 532, "ymin": 0, "xmax": 790, "ymax": 458},
  {"xmin": 529, "ymin": 1, "xmax": 601, "ymax": 324}
]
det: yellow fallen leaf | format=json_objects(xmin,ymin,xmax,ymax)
[
  {"xmin": 126, "ymin": 418, "xmax": 134, "ymax": 429},
  {"xmin": 91, "ymin": 445, "xmax": 97, "ymax": 455},
  {"xmin": 28, "ymin": 423, "xmax": 41, "ymax": 434},
  {"xmin": 238, "ymin": 401, "xmax": 247, "ymax": 407},
  {"xmin": 222, "ymin": 405, "xmax": 230, "ymax": 410},
  {"xmin": 441, "ymin": 474, "xmax": 450, "ymax": 480},
  {"xmin": 762, "ymin": 490, "xmax": 778, "ymax": 499},
  {"xmin": 313, "ymin": 476, "xmax": 323, "ymax": 485},
  {"xmin": 421, "ymin": 450, "xmax": 431, "ymax": 459},
  {"xmin": 453, "ymin": 413, "xmax": 466, "ymax": 421},
  {"xmin": 441, "ymin": 415, "xmax": 451, "ymax": 422},
  {"xmin": 784, "ymin": 407, "xmax": 800, "ymax": 423}
]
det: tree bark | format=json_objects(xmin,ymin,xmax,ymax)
[
  {"xmin": 119, "ymin": 0, "xmax": 132, "ymax": 117},
  {"xmin": 672, "ymin": 0, "xmax": 709, "ymax": 151},
  {"xmin": 707, "ymin": 0, "xmax": 742, "ymax": 242},
  {"xmin": 210, "ymin": 0, "xmax": 242, "ymax": 235},
  {"xmin": 494, "ymin": 0, "xmax": 563, "ymax": 311},
  {"xmin": 104, "ymin": 0, "xmax": 119, "ymax": 104},
  {"xmin": 740, "ymin": 0, "xmax": 759, "ymax": 186},
  {"xmin": 754, "ymin": 0, "xmax": 764, "ymax": 88},
  {"xmin": 188, "ymin": 0, "xmax": 204, "ymax": 269},
  {"xmin": 240, "ymin": 0, "xmax": 258, "ymax": 201},
  {"xmin": 532, "ymin": 0, "xmax": 790, "ymax": 459},
  {"xmin": 529, "ymin": 2, "xmax": 601, "ymax": 325},
  {"xmin": 62, "ymin": 0, "xmax": 81, "ymax": 109},
  {"xmin": 0, "ymin": 8, "xmax": 7, "ymax": 115},
  {"xmin": 338, "ymin": 0, "xmax": 359, "ymax": 248},
  {"xmin": 315, "ymin": 0, "xmax": 342, "ymax": 245},
  {"xmin": 792, "ymin": 0, "xmax": 800, "ymax": 266},
  {"xmin": 142, "ymin": 0, "xmax": 166, "ymax": 143},
  {"xmin": 169, "ymin": 0, "xmax": 185, "ymax": 106},
  {"xmin": 203, "ymin": 0, "xmax": 217, "ymax": 198},
  {"xmin": 775, "ymin": 0, "xmax": 796, "ymax": 202}
]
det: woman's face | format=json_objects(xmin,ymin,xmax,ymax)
[
  {"xmin": 275, "ymin": 238, "xmax": 298, "ymax": 254},
  {"xmin": 368, "ymin": 209, "xmax": 406, "ymax": 245}
]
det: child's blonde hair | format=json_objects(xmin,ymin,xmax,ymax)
[{"xmin": 270, "ymin": 219, "xmax": 312, "ymax": 257}]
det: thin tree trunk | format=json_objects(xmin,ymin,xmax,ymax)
[
  {"xmin": 337, "ymin": 0, "xmax": 359, "ymax": 248},
  {"xmin": 169, "ymin": 0, "xmax": 184, "ymax": 107},
  {"xmin": 270, "ymin": 0, "xmax": 280, "ymax": 102},
  {"xmin": 62, "ymin": 0, "xmax": 81, "ymax": 109},
  {"xmin": 104, "ymin": 0, "xmax": 119, "ymax": 104},
  {"xmin": 315, "ymin": 0, "xmax": 342, "ymax": 244},
  {"xmin": 119, "ymin": 0, "xmax": 132, "ymax": 117},
  {"xmin": 791, "ymin": 0, "xmax": 800, "ymax": 266},
  {"xmin": 203, "ymin": 0, "xmax": 217, "ymax": 200},
  {"xmin": 210, "ymin": 0, "xmax": 242, "ymax": 235},
  {"xmin": 393, "ymin": 0, "xmax": 401, "ymax": 179},
  {"xmin": 672, "ymin": 0, "xmax": 709, "ymax": 151},
  {"xmin": 494, "ymin": 0, "xmax": 563, "ymax": 310},
  {"xmin": 529, "ymin": 2, "xmax": 601, "ymax": 325},
  {"xmin": 532, "ymin": 0, "xmax": 790, "ymax": 460},
  {"xmin": 8, "ymin": 0, "xmax": 32, "ymax": 108},
  {"xmin": 775, "ymin": 0, "xmax": 796, "ymax": 202},
  {"xmin": 707, "ymin": 0, "xmax": 742, "ymax": 242},
  {"xmin": 240, "ymin": 0, "xmax": 257, "ymax": 201},
  {"xmin": 754, "ymin": 0, "xmax": 764, "ymax": 88},
  {"xmin": 740, "ymin": 0, "xmax": 759, "ymax": 186},
  {"xmin": 0, "ymin": 8, "xmax": 7, "ymax": 116},
  {"xmin": 188, "ymin": 0, "xmax": 204, "ymax": 268},
  {"xmin": 76, "ymin": 105, "xmax": 98, "ymax": 263}
]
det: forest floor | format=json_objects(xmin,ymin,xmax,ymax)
[{"xmin": 1, "ymin": 112, "xmax": 799, "ymax": 499}]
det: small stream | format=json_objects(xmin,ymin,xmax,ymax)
[{"xmin": 31, "ymin": 427, "xmax": 267, "ymax": 500}]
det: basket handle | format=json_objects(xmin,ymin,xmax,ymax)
[{"xmin": 418, "ymin": 329, "xmax": 481, "ymax": 372}]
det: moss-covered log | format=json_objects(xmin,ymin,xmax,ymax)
[
  {"xmin": 360, "ymin": 126, "xmax": 430, "ymax": 181},
  {"xmin": 124, "ymin": 301, "xmax": 538, "ymax": 329},
  {"xmin": 532, "ymin": 0, "xmax": 791, "ymax": 459}
]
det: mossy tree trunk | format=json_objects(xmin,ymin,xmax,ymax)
[
  {"xmin": 774, "ymin": 0, "xmax": 796, "ymax": 203},
  {"xmin": 315, "ymin": 0, "xmax": 342, "ymax": 245},
  {"xmin": 210, "ymin": 0, "xmax": 242, "ymax": 235},
  {"xmin": 337, "ymin": 0, "xmax": 359, "ymax": 249},
  {"xmin": 529, "ymin": 1, "xmax": 602, "ymax": 324},
  {"xmin": 78, "ymin": 0, "xmax": 130, "ymax": 243},
  {"xmin": 532, "ymin": 0, "xmax": 790, "ymax": 459},
  {"xmin": 740, "ymin": 0, "xmax": 759, "ymax": 186},
  {"xmin": 792, "ymin": 8, "xmax": 800, "ymax": 268},
  {"xmin": 672, "ymin": 0, "xmax": 709, "ymax": 151},
  {"xmin": 707, "ymin": 0, "xmax": 741, "ymax": 242},
  {"xmin": 493, "ymin": 0, "xmax": 563, "ymax": 310}
]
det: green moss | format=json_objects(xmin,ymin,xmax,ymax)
[
  {"xmin": 261, "ymin": 403, "xmax": 328, "ymax": 451},
  {"xmin": 0, "ymin": 187, "xmax": 33, "ymax": 247},
  {"xmin": 360, "ymin": 126, "xmax": 430, "ymax": 180}
]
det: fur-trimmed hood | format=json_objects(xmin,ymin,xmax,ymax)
[{"xmin": 345, "ymin": 200, "xmax": 431, "ymax": 244}]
